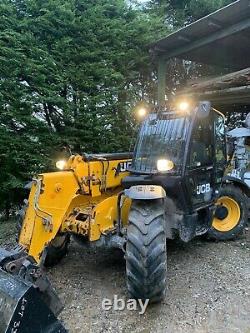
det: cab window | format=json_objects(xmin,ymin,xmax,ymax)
[
  {"xmin": 214, "ymin": 113, "xmax": 226, "ymax": 162},
  {"xmin": 188, "ymin": 115, "xmax": 213, "ymax": 168},
  {"xmin": 214, "ymin": 112, "xmax": 226, "ymax": 181}
]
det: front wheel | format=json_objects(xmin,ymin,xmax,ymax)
[
  {"xmin": 44, "ymin": 234, "xmax": 70, "ymax": 267},
  {"xmin": 125, "ymin": 200, "xmax": 167, "ymax": 303},
  {"xmin": 207, "ymin": 185, "xmax": 248, "ymax": 240}
]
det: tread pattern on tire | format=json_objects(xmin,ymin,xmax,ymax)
[
  {"xmin": 126, "ymin": 200, "xmax": 167, "ymax": 303},
  {"xmin": 44, "ymin": 234, "xmax": 70, "ymax": 267}
]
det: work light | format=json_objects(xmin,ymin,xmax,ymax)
[
  {"xmin": 157, "ymin": 159, "xmax": 174, "ymax": 172},
  {"xmin": 137, "ymin": 107, "xmax": 147, "ymax": 118},
  {"xmin": 178, "ymin": 101, "xmax": 190, "ymax": 112},
  {"xmin": 56, "ymin": 160, "xmax": 67, "ymax": 170}
]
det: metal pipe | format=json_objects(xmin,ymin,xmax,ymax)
[{"xmin": 157, "ymin": 58, "xmax": 167, "ymax": 108}]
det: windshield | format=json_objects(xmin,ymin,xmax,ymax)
[{"xmin": 131, "ymin": 113, "xmax": 190, "ymax": 174}]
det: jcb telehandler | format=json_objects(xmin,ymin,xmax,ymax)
[
  {"xmin": 0, "ymin": 100, "xmax": 249, "ymax": 332},
  {"xmin": 1, "ymin": 0, "xmax": 250, "ymax": 329}
]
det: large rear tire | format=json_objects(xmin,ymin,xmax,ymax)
[
  {"xmin": 207, "ymin": 185, "xmax": 248, "ymax": 240},
  {"xmin": 126, "ymin": 200, "xmax": 167, "ymax": 303}
]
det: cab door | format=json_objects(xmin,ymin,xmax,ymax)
[{"xmin": 185, "ymin": 112, "xmax": 215, "ymax": 209}]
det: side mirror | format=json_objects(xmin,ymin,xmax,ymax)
[{"xmin": 197, "ymin": 101, "xmax": 211, "ymax": 118}]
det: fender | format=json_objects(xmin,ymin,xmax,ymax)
[
  {"xmin": 124, "ymin": 185, "xmax": 166, "ymax": 200},
  {"xmin": 222, "ymin": 175, "xmax": 250, "ymax": 197}
]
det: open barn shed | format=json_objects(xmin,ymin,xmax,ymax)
[{"xmin": 150, "ymin": 0, "xmax": 250, "ymax": 114}]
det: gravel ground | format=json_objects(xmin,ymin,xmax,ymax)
[
  {"xmin": 47, "ymin": 229, "xmax": 250, "ymax": 333},
  {"xmin": 1, "ymin": 220, "xmax": 249, "ymax": 333}
]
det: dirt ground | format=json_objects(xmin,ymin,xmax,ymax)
[
  {"xmin": 1, "ymin": 220, "xmax": 250, "ymax": 333},
  {"xmin": 52, "ymin": 230, "xmax": 250, "ymax": 333}
]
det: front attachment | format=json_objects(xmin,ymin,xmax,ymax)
[{"xmin": 0, "ymin": 248, "xmax": 67, "ymax": 333}]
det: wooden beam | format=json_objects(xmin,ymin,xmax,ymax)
[
  {"xmin": 180, "ymin": 67, "xmax": 250, "ymax": 94},
  {"xmin": 208, "ymin": 19, "xmax": 222, "ymax": 29},
  {"xmin": 177, "ymin": 35, "xmax": 191, "ymax": 42},
  {"xmin": 178, "ymin": 85, "xmax": 250, "ymax": 106}
]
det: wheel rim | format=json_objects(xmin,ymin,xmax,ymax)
[{"xmin": 212, "ymin": 196, "xmax": 241, "ymax": 232}]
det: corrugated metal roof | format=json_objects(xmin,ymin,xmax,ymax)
[{"xmin": 150, "ymin": 0, "xmax": 250, "ymax": 69}]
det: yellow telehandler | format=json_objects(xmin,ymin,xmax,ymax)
[
  {"xmin": 1, "ymin": 1, "xmax": 250, "ymax": 331},
  {"xmin": 1, "ymin": 102, "xmax": 249, "ymax": 332}
]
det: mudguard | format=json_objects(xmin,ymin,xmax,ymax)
[{"xmin": 124, "ymin": 185, "xmax": 166, "ymax": 200}]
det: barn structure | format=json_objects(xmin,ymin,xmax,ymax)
[{"xmin": 150, "ymin": 0, "xmax": 250, "ymax": 115}]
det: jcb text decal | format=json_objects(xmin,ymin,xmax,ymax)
[
  {"xmin": 118, "ymin": 161, "xmax": 132, "ymax": 172},
  {"xmin": 197, "ymin": 183, "xmax": 211, "ymax": 195}
]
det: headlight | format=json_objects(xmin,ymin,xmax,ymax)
[
  {"xmin": 56, "ymin": 160, "xmax": 67, "ymax": 170},
  {"xmin": 157, "ymin": 159, "xmax": 174, "ymax": 172}
]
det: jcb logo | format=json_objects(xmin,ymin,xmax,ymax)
[
  {"xmin": 118, "ymin": 161, "xmax": 132, "ymax": 172},
  {"xmin": 197, "ymin": 183, "xmax": 210, "ymax": 195}
]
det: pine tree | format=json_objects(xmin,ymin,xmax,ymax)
[{"xmin": 0, "ymin": 0, "xmax": 168, "ymax": 212}]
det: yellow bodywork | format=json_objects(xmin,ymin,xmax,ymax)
[{"xmin": 19, "ymin": 154, "xmax": 131, "ymax": 263}]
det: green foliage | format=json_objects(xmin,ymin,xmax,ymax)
[
  {"xmin": 0, "ymin": 0, "xmax": 168, "ymax": 211},
  {"xmin": 147, "ymin": 0, "xmax": 235, "ymax": 27},
  {"xmin": 187, "ymin": 0, "xmax": 233, "ymax": 21}
]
